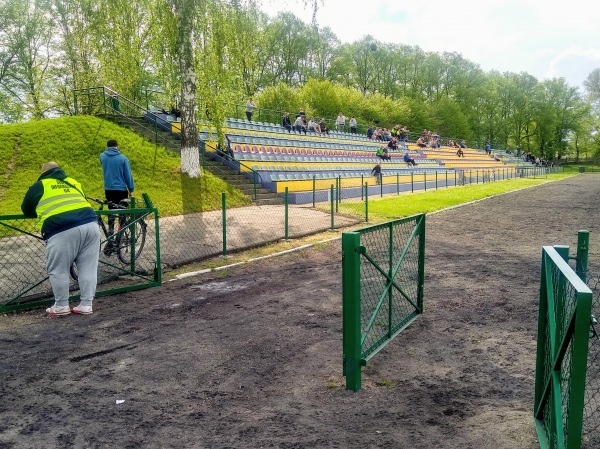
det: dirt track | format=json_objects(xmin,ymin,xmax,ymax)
[{"xmin": 1, "ymin": 174, "xmax": 599, "ymax": 449}]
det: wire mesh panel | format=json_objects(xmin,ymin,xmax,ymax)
[
  {"xmin": 0, "ymin": 200, "xmax": 161, "ymax": 313},
  {"xmin": 342, "ymin": 214, "xmax": 425, "ymax": 391},
  {"xmin": 534, "ymin": 246, "xmax": 593, "ymax": 449},
  {"xmin": 583, "ymin": 273, "xmax": 600, "ymax": 448}
]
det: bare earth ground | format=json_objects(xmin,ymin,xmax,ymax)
[{"xmin": 1, "ymin": 174, "xmax": 599, "ymax": 449}]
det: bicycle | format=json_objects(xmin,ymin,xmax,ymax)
[{"xmin": 70, "ymin": 197, "xmax": 147, "ymax": 280}]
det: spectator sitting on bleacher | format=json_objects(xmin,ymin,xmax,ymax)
[
  {"xmin": 307, "ymin": 116, "xmax": 318, "ymax": 133},
  {"xmin": 169, "ymin": 105, "xmax": 181, "ymax": 119},
  {"xmin": 318, "ymin": 118, "xmax": 329, "ymax": 135},
  {"xmin": 460, "ymin": 140, "xmax": 466, "ymax": 148},
  {"xmin": 456, "ymin": 148, "xmax": 465, "ymax": 158},
  {"xmin": 391, "ymin": 125, "xmax": 401, "ymax": 140},
  {"xmin": 495, "ymin": 153, "xmax": 502, "ymax": 162},
  {"xmin": 293, "ymin": 115, "xmax": 307, "ymax": 134},
  {"xmin": 376, "ymin": 147, "xmax": 391, "ymax": 161},
  {"xmin": 371, "ymin": 162, "xmax": 382, "ymax": 185},
  {"xmin": 367, "ymin": 125, "xmax": 374, "ymax": 139},
  {"xmin": 387, "ymin": 137, "xmax": 399, "ymax": 151},
  {"xmin": 403, "ymin": 151, "xmax": 417, "ymax": 166},
  {"xmin": 282, "ymin": 112, "xmax": 292, "ymax": 132},
  {"xmin": 416, "ymin": 136, "xmax": 427, "ymax": 148},
  {"xmin": 382, "ymin": 128, "xmax": 392, "ymax": 141}
]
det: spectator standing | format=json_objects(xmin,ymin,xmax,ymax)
[
  {"xmin": 371, "ymin": 162, "xmax": 382, "ymax": 185},
  {"xmin": 100, "ymin": 139, "xmax": 135, "ymax": 254},
  {"xmin": 282, "ymin": 112, "xmax": 292, "ymax": 132},
  {"xmin": 335, "ymin": 112, "xmax": 346, "ymax": 132},
  {"xmin": 245, "ymin": 97, "xmax": 256, "ymax": 121},
  {"xmin": 349, "ymin": 116, "xmax": 357, "ymax": 134},
  {"xmin": 21, "ymin": 162, "xmax": 100, "ymax": 316},
  {"xmin": 485, "ymin": 142, "xmax": 491, "ymax": 155}
]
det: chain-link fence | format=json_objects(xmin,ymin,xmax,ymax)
[
  {"xmin": 0, "ymin": 197, "xmax": 160, "ymax": 313},
  {"xmin": 534, "ymin": 245, "xmax": 594, "ymax": 449},
  {"xmin": 342, "ymin": 214, "xmax": 426, "ymax": 391},
  {"xmin": 583, "ymin": 272, "xmax": 600, "ymax": 448}
]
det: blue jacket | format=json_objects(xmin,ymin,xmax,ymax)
[{"xmin": 100, "ymin": 147, "xmax": 135, "ymax": 192}]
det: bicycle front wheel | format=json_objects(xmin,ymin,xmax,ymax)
[{"xmin": 117, "ymin": 220, "xmax": 147, "ymax": 265}]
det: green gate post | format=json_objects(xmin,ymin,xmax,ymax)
[
  {"xmin": 411, "ymin": 172, "xmax": 414, "ymax": 193},
  {"xmin": 576, "ymin": 230, "xmax": 589, "ymax": 283},
  {"xmin": 417, "ymin": 214, "xmax": 426, "ymax": 310},
  {"xmin": 222, "ymin": 192, "xmax": 227, "ymax": 256},
  {"xmin": 380, "ymin": 174, "xmax": 383, "ymax": 197},
  {"xmin": 396, "ymin": 173, "xmax": 399, "ymax": 195},
  {"xmin": 335, "ymin": 178, "xmax": 339, "ymax": 213},
  {"xmin": 102, "ymin": 89, "xmax": 107, "ymax": 115},
  {"xmin": 476, "ymin": 170, "xmax": 479, "ymax": 184},
  {"xmin": 424, "ymin": 172, "xmax": 427, "ymax": 191},
  {"xmin": 342, "ymin": 231, "xmax": 362, "ymax": 391},
  {"xmin": 446, "ymin": 171, "xmax": 448, "ymax": 188},
  {"xmin": 454, "ymin": 171, "xmax": 457, "ymax": 186},
  {"xmin": 330, "ymin": 185, "xmax": 335, "ymax": 230},
  {"xmin": 284, "ymin": 187, "xmax": 289, "ymax": 240},
  {"xmin": 129, "ymin": 197, "xmax": 137, "ymax": 274},
  {"xmin": 312, "ymin": 175, "xmax": 316, "ymax": 208},
  {"xmin": 365, "ymin": 182, "xmax": 369, "ymax": 222},
  {"xmin": 435, "ymin": 171, "xmax": 438, "ymax": 190}
]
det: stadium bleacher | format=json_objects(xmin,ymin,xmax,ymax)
[{"xmin": 142, "ymin": 114, "xmax": 532, "ymax": 204}]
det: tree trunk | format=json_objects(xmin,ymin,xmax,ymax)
[{"xmin": 176, "ymin": 0, "xmax": 200, "ymax": 178}]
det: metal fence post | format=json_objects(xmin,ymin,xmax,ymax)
[
  {"xmin": 361, "ymin": 174, "xmax": 364, "ymax": 200},
  {"xmin": 342, "ymin": 231, "xmax": 362, "ymax": 391},
  {"xmin": 312, "ymin": 175, "xmax": 316, "ymax": 208},
  {"xmin": 424, "ymin": 172, "xmax": 427, "ymax": 191},
  {"xmin": 396, "ymin": 173, "xmax": 399, "ymax": 195},
  {"xmin": 576, "ymin": 230, "xmax": 589, "ymax": 283},
  {"xmin": 330, "ymin": 185, "xmax": 334, "ymax": 230},
  {"xmin": 411, "ymin": 172, "xmax": 414, "ymax": 193},
  {"xmin": 435, "ymin": 171, "xmax": 438, "ymax": 190},
  {"xmin": 222, "ymin": 192, "xmax": 227, "ymax": 256},
  {"xmin": 284, "ymin": 187, "xmax": 289, "ymax": 240},
  {"xmin": 365, "ymin": 182, "xmax": 369, "ymax": 222}
]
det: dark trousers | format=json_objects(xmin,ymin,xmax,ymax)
[
  {"xmin": 246, "ymin": 111, "xmax": 252, "ymax": 121},
  {"xmin": 105, "ymin": 190, "xmax": 128, "ymax": 241}
]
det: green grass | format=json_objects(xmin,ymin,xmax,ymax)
[
  {"xmin": 0, "ymin": 116, "xmax": 252, "ymax": 216},
  {"xmin": 339, "ymin": 173, "xmax": 576, "ymax": 222}
]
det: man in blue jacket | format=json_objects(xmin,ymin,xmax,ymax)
[
  {"xmin": 21, "ymin": 162, "xmax": 100, "ymax": 316},
  {"xmin": 100, "ymin": 140, "xmax": 135, "ymax": 254}
]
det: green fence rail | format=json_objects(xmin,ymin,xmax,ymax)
[
  {"xmin": 534, "ymin": 240, "xmax": 594, "ymax": 449},
  {"xmin": 0, "ymin": 194, "xmax": 161, "ymax": 313},
  {"xmin": 342, "ymin": 213, "xmax": 426, "ymax": 391}
]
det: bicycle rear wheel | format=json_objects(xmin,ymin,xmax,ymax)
[{"xmin": 117, "ymin": 220, "xmax": 147, "ymax": 265}]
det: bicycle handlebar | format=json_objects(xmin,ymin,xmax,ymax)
[{"xmin": 85, "ymin": 196, "xmax": 130, "ymax": 210}]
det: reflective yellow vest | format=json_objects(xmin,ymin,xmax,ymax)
[{"xmin": 36, "ymin": 177, "xmax": 92, "ymax": 230}]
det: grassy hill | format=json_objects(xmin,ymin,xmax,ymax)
[{"xmin": 0, "ymin": 116, "xmax": 251, "ymax": 216}]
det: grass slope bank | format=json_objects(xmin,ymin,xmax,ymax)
[{"xmin": 0, "ymin": 116, "xmax": 251, "ymax": 216}]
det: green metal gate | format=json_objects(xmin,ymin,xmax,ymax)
[
  {"xmin": 342, "ymin": 213, "xmax": 426, "ymax": 391},
  {"xmin": 534, "ymin": 242, "xmax": 593, "ymax": 449},
  {"xmin": 0, "ymin": 194, "xmax": 161, "ymax": 313}
]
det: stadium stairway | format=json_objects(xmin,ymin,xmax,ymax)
[{"xmin": 102, "ymin": 113, "xmax": 282, "ymax": 204}]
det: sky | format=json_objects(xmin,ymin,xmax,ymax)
[{"xmin": 264, "ymin": 0, "xmax": 600, "ymax": 91}]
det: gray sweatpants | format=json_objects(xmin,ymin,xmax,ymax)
[{"xmin": 45, "ymin": 222, "xmax": 100, "ymax": 307}]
